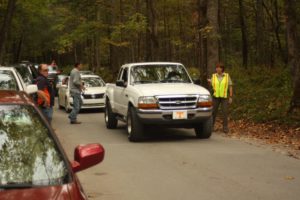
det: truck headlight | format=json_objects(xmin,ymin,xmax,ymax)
[
  {"xmin": 197, "ymin": 95, "xmax": 212, "ymax": 107},
  {"xmin": 138, "ymin": 96, "xmax": 158, "ymax": 109}
]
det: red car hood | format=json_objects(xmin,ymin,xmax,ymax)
[{"xmin": 0, "ymin": 182, "xmax": 87, "ymax": 200}]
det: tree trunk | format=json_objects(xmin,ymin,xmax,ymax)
[
  {"xmin": 95, "ymin": 3, "xmax": 101, "ymax": 72},
  {"xmin": 285, "ymin": 0, "xmax": 300, "ymax": 111},
  {"xmin": 145, "ymin": 0, "xmax": 159, "ymax": 61},
  {"xmin": 256, "ymin": 0, "xmax": 265, "ymax": 66},
  {"xmin": 0, "ymin": 0, "xmax": 18, "ymax": 64},
  {"xmin": 206, "ymin": 0, "xmax": 219, "ymax": 76},
  {"xmin": 196, "ymin": 0, "xmax": 208, "ymax": 86},
  {"xmin": 238, "ymin": 0, "xmax": 248, "ymax": 68},
  {"xmin": 13, "ymin": 33, "xmax": 24, "ymax": 63},
  {"xmin": 274, "ymin": 0, "xmax": 287, "ymax": 64}
]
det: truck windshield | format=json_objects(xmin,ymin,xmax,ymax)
[{"xmin": 131, "ymin": 65, "xmax": 191, "ymax": 84}]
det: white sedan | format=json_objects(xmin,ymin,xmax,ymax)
[
  {"xmin": 0, "ymin": 66, "xmax": 37, "ymax": 94},
  {"xmin": 58, "ymin": 74, "xmax": 106, "ymax": 112}
]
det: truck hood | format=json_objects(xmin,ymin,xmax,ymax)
[{"xmin": 133, "ymin": 83, "xmax": 210, "ymax": 96}]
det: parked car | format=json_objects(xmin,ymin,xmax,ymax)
[
  {"xmin": 79, "ymin": 70, "xmax": 94, "ymax": 75},
  {"xmin": 47, "ymin": 65, "xmax": 62, "ymax": 82},
  {"xmin": 58, "ymin": 74, "xmax": 106, "ymax": 112},
  {"xmin": 14, "ymin": 62, "xmax": 39, "ymax": 85},
  {"xmin": 105, "ymin": 62, "xmax": 213, "ymax": 141},
  {"xmin": 0, "ymin": 66, "xmax": 37, "ymax": 94},
  {"xmin": 54, "ymin": 74, "xmax": 68, "ymax": 96},
  {"xmin": 0, "ymin": 90, "xmax": 105, "ymax": 199}
]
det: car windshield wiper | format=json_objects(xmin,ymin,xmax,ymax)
[
  {"xmin": 160, "ymin": 79, "xmax": 189, "ymax": 83},
  {"xmin": 134, "ymin": 80, "xmax": 159, "ymax": 84}
]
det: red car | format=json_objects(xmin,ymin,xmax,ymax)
[{"xmin": 0, "ymin": 90, "xmax": 105, "ymax": 199}]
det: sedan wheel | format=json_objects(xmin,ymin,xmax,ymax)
[{"xmin": 65, "ymin": 98, "xmax": 71, "ymax": 113}]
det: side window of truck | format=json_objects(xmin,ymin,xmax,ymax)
[
  {"xmin": 117, "ymin": 68, "xmax": 123, "ymax": 80},
  {"xmin": 122, "ymin": 68, "xmax": 128, "ymax": 83}
]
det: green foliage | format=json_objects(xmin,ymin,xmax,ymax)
[
  {"xmin": 229, "ymin": 66, "xmax": 300, "ymax": 126},
  {"xmin": 186, "ymin": 67, "xmax": 201, "ymax": 80}
]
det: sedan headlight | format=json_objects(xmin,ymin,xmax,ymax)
[
  {"xmin": 138, "ymin": 96, "xmax": 158, "ymax": 109},
  {"xmin": 197, "ymin": 95, "xmax": 212, "ymax": 107}
]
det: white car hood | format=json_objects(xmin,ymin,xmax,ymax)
[
  {"xmin": 133, "ymin": 83, "xmax": 210, "ymax": 96},
  {"xmin": 84, "ymin": 87, "xmax": 106, "ymax": 94}
]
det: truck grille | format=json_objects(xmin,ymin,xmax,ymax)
[{"xmin": 157, "ymin": 95, "xmax": 198, "ymax": 110}]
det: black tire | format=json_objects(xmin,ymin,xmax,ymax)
[
  {"xmin": 104, "ymin": 100, "xmax": 118, "ymax": 129},
  {"xmin": 194, "ymin": 116, "xmax": 213, "ymax": 139},
  {"xmin": 58, "ymin": 97, "xmax": 63, "ymax": 109},
  {"xmin": 65, "ymin": 98, "xmax": 71, "ymax": 113},
  {"xmin": 127, "ymin": 106, "xmax": 143, "ymax": 142}
]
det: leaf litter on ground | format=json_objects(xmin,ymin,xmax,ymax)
[{"xmin": 214, "ymin": 119, "xmax": 300, "ymax": 159}]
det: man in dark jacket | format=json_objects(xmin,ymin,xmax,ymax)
[{"xmin": 36, "ymin": 64, "xmax": 55, "ymax": 123}]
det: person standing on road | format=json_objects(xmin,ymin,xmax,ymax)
[
  {"xmin": 68, "ymin": 62, "xmax": 84, "ymax": 124},
  {"xmin": 208, "ymin": 63, "xmax": 233, "ymax": 133},
  {"xmin": 36, "ymin": 64, "xmax": 55, "ymax": 123}
]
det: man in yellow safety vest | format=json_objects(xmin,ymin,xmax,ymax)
[{"xmin": 208, "ymin": 63, "xmax": 233, "ymax": 133}]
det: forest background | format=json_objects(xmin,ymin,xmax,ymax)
[{"xmin": 0, "ymin": 0, "xmax": 299, "ymax": 128}]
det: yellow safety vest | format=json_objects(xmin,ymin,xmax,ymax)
[{"xmin": 212, "ymin": 73, "xmax": 229, "ymax": 98}]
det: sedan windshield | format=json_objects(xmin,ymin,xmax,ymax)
[
  {"xmin": 82, "ymin": 77, "xmax": 105, "ymax": 87},
  {"xmin": 0, "ymin": 70, "xmax": 19, "ymax": 90},
  {"xmin": 0, "ymin": 105, "xmax": 68, "ymax": 188},
  {"xmin": 131, "ymin": 65, "xmax": 191, "ymax": 84}
]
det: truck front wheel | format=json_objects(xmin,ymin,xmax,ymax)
[
  {"xmin": 105, "ymin": 100, "xmax": 118, "ymax": 129},
  {"xmin": 127, "ymin": 106, "xmax": 143, "ymax": 142},
  {"xmin": 194, "ymin": 116, "xmax": 213, "ymax": 139}
]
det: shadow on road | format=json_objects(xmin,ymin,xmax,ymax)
[
  {"xmin": 116, "ymin": 123, "xmax": 202, "ymax": 142},
  {"xmin": 79, "ymin": 108, "xmax": 105, "ymax": 114}
]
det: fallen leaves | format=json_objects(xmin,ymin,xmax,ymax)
[
  {"xmin": 214, "ymin": 119, "xmax": 300, "ymax": 159},
  {"xmin": 284, "ymin": 176, "xmax": 295, "ymax": 181}
]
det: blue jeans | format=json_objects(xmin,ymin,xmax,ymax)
[
  {"xmin": 69, "ymin": 93, "xmax": 82, "ymax": 122},
  {"xmin": 41, "ymin": 106, "xmax": 53, "ymax": 123}
]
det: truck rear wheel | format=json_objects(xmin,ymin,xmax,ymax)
[
  {"xmin": 127, "ymin": 106, "xmax": 143, "ymax": 142},
  {"xmin": 195, "ymin": 116, "xmax": 213, "ymax": 139},
  {"xmin": 105, "ymin": 100, "xmax": 118, "ymax": 129}
]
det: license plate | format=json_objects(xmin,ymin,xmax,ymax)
[{"xmin": 172, "ymin": 110, "xmax": 187, "ymax": 120}]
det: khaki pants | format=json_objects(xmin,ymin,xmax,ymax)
[{"xmin": 212, "ymin": 97, "xmax": 229, "ymax": 132}]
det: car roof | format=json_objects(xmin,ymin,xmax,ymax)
[
  {"xmin": 0, "ymin": 90, "xmax": 34, "ymax": 105},
  {"xmin": 81, "ymin": 74, "xmax": 101, "ymax": 78},
  {"xmin": 123, "ymin": 62, "xmax": 183, "ymax": 68},
  {"xmin": 0, "ymin": 66, "xmax": 17, "ymax": 71}
]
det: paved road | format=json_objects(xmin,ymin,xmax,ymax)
[{"xmin": 52, "ymin": 105, "xmax": 300, "ymax": 200}]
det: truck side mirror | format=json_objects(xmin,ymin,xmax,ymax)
[
  {"xmin": 193, "ymin": 79, "xmax": 201, "ymax": 85},
  {"xmin": 116, "ymin": 80, "xmax": 126, "ymax": 87}
]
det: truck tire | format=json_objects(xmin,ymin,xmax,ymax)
[
  {"xmin": 127, "ymin": 106, "xmax": 143, "ymax": 142},
  {"xmin": 105, "ymin": 100, "xmax": 118, "ymax": 129},
  {"xmin": 194, "ymin": 116, "xmax": 213, "ymax": 139}
]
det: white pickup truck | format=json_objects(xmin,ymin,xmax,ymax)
[{"xmin": 105, "ymin": 62, "xmax": 213, "ymax": 141}]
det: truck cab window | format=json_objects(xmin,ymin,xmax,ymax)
[{"xmin": 122, "ymin": 68, "xmax": 128, "ymax": 83}]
